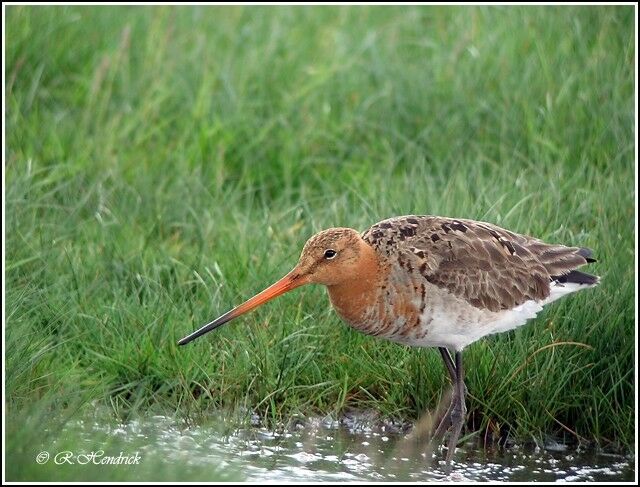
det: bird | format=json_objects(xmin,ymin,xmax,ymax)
[{"xmin": 178, "ymin": 215, "xmax": 599, "ymax": 469}]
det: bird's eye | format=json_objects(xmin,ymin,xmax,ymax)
[{"xmin": 324, "ymin": 249, "xmax": 337, "ymax": 259}]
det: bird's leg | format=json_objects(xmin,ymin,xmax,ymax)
[
  {"xmin": 430, "ymin": 348, "xmax": 458, "ymax": 443},
  {"xmin": 439, "ymin": 347, "xmax": 468, "ymax": 396},
  {"xmin": 439, "ymin": 347, "xmax": 457, "ymax": 382},
  {"xmin": 444, "ymin": 351, "xmax": 467, "ymax": 469}
]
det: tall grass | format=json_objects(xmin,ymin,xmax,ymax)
[{"xmin": 5, "ymin": 4, "xmax": 635, "ymax": 466}]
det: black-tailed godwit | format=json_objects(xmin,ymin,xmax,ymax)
[{"xmin": 178, "ymin": 215, "xmax": 599, "ymax": 468}]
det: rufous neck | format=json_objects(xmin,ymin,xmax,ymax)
[{"xmin": 326, "ymin": 242, "xmax": 383, "ymax": 324}]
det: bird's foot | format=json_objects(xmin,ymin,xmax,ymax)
[
  {"xmin": 429, "ymin": 393, "xmax": 466, "ymax": 473},
  {"xmin": 443, "ymin": 397, "xmax": 467, "ymax": 470}
]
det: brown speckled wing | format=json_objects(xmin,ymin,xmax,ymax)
[{"xmin": 362, "ymin": 215, "xmax": 594, "ymax": 312}]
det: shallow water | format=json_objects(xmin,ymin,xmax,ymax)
[{"xmin": 60, "ymin": 413, "xmax": 634, "ymax": 482}]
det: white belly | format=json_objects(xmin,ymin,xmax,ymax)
[{"xmin": 386, "ymin": 281, "xmax": 595, "ymax": 351}]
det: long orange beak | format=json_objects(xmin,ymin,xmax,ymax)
[{"xmin": 178, "ymin": 270, "xmax": 306, "ymax": 346}]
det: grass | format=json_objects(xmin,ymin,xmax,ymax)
[{"xmin": 5, "ymin": 5, "xmax": 636, "ymax": 480}]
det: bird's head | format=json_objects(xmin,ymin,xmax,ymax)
[
  {"xmin": 178, "ymin": 227, "xmax": 371, "ymax": 345},
  {"xmin": 294, "ymin": 227, "xmax": 365, "ymax": 285}
]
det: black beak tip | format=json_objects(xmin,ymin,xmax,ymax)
[
  {"xmin": 177, "ymin": 333, "xmax": 198, "ymax": 346},
  {"xmin": 176, "ymin": 311, "xmax": 236, "ymax": 348}
]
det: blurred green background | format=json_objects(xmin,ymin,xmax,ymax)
[{"xmin": 5, "ymin": 5, "xmax": 635, "ymax": 481}]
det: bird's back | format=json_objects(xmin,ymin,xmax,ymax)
[{"xmin": 352, "ymin": 215, "xmax": 599, "ymax": 350}]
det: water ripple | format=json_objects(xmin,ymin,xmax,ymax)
[{"xmin": 59, "ymin": 413, "xmax": 634, "ymax": 482}]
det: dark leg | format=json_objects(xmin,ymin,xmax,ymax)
[
  {"xmin": 439, "ymin": 347, "xmax": 457, "ymax": 382},
  {"xmin": 444, "ymin": 351, "xmax": 466, "ymax": 469},
  {"xmin": 439, "ymin": 347, "xmax": 468, "ymax": 395},
  {"xmin": 430, "ymin": 348, "xmax": 458, "ymax": 443}
]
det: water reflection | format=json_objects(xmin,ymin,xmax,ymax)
[{"xmin": 63, "ymin": 412, "xmax": 634, "ymax": 482}]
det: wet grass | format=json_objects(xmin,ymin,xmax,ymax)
[{"xmin": 5, "ymin": 5, "xmax": 635, "ymax": 479}]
